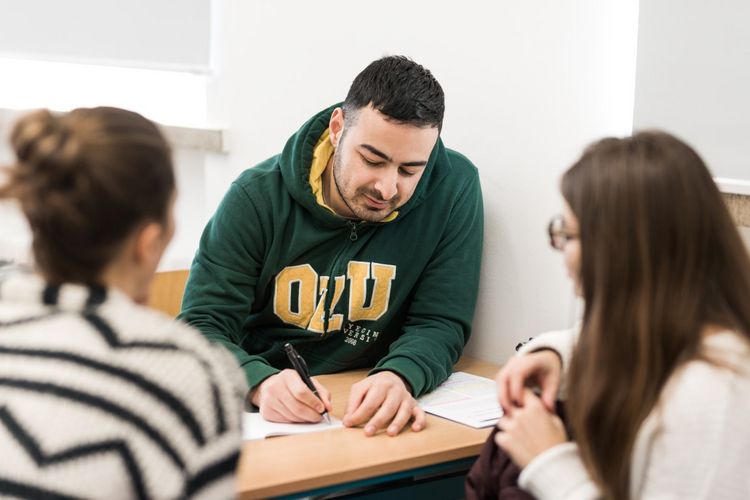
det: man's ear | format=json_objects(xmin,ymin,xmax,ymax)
[{"xmin": 329, "ymin": 107, "xmax": 345, "ymax": 148}]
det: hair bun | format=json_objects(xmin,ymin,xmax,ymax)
[{"xmin": 10, "ymin": 109, "xmax": 81, "ymax": 186}]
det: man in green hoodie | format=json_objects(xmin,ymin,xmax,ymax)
[{"xmin": 180, "ymin": 56, "xmax": 483, "ymax": 437}]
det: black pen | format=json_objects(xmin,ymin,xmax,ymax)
[{"xmin": 284, "ymin": 343, "xmax": 331, "ymax": 424}]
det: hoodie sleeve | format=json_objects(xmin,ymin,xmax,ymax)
[
  {"xmin": 178, "ymin": 182, "xmax": 279, "ymax": 392},
  {"xmin": 370, "ymin": 168, "xmax": 484, "ymax": 396}
]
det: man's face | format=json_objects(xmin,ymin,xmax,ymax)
[{"xmin": 329, "ymin": 105, "xmax": 439, "ymax": 222}]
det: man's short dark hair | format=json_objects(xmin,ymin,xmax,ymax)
[{"xmin": 343, "ymin": 55, "xmax": 445, "ymax": 130}]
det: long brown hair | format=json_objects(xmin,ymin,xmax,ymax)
[
  {"xmin": 562, "ymin": 131, "xmax": 750, "ymax": 499},
  {"xmin": 0, "ymin": 107, "xmax": 174, "ymax": 284}
]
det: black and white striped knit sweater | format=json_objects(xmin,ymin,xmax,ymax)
[{"xmin": 0, "ymin": 272, "xmax": 246, "ymax": 499}]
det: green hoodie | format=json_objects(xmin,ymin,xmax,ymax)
[{"xmin": 179, "ymin": 104, "xmax": 483, "ymax": 397}]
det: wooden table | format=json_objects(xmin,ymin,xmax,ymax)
[{"xmin": 236, "ymin": 357, "xmax": 500, "ymax": 499}]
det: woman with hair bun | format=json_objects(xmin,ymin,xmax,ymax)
[{"xmin": 0, "ymin": 107, "xmax": 244, "ymax": 499}]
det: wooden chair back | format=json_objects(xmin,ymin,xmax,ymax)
[{"xmin": 148, "ymin": 269, "xmax": 189, "ymax": 317}]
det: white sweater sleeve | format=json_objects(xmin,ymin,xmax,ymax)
[
  {"xmin": 516, "ymin": 327, "xmax": 578, "ymax": 399},
  {"xmin": 519, "ymin": 442, "xmax": 602, "ymax": 499},
  {"xmin": 517, "ymin": 327, "xmax": 577, "ymax": 365}
]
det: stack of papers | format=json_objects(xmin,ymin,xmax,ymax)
[{"xmin": 418, "ymin": 371, "xmax": 503, "ymax": 428}]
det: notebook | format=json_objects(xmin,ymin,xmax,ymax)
[
  {"xmin": 418, "ymin": 371, "xmax": 503, "ymax": 428},
  {"xmin": 242, "ymin": 412, "xmax": 344, "ymax": 440}
]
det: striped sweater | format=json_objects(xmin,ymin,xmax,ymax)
[{"xmin": 0, "ymin": 271, "xmax": 246, "ymax": 499}]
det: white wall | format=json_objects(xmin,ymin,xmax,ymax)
[
  {"xmin": 203, "ymin": 0, "xmax": 640, "ymax": 364},
  {"xmin": 633, "ymin": 0, "xmax": 750, "ymax": 182},
  {"xmin": 160, "ymin": 149, "xmax": 207, "ymax": 270}
]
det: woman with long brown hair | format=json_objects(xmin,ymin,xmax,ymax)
[
  {"xmin": 494, "ymin": 131, "xmax": 750, "ymax": 499},
  {"xmin": 0, "ymin": 107, "xmax": 244, "ymax": 498}
]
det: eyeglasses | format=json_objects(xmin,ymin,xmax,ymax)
[{"xmin": 547, "ymin": 214, "xmax": 579, "ymax": 250}]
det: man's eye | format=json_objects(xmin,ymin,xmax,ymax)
[
  {"xmin": 399, "ymin": 168, "xmax": 416, "ymax": 177},
  {"xmin": 362, "ymin": 156, "xmax": 382, "ymax": 166}
]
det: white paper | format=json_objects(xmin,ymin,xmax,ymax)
[
  {"xmin": 418, "ymin": 371, "xmax": 503, "ymax": 428},
  {"xmin": 242, "ymin": 412, "xmax": 343, "ymax": 441}
]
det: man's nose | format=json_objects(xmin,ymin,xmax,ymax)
[{"xmin": 374, "ymin": 168, "xmax": 398, "ymax": 201}]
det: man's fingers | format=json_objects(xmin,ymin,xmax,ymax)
[
  {"xmin": 363, "ymin": 392, "xmax": 402, "ymax": 436},
  {"xmin": 287, "ymin": 373, "xmax": 326, "ymax": 414},
  {"xmin": 383, "ymin": 400, "xmax": 413, "ymax": 436},
  {"xmin": 278, "ymin": 373, "xmax": 326, "ymax": 422},
  {"xmin": 348, "ymin": 386, "xmax": 389, "ymax": 430},
  {"xmin": 344, "ymin": 381, "xmax": 387, "ymax": 427},
  {"xmin": 312, "ymin": 378, "xmax": 333, "ymax": 412},
  {"xmin": 259, "ymin": 406, "xmax": 283, "ymax": 423},
  {"xmin": 410, "ymin": 405, "xmax": 426, "ymax": 432},
  {"xmin": 344, "ymin": 381, "xmax": 367, "ymax": 418},
  {"xmin": 278, "ymin": 390, "xmax": 323, "ymax": 422},
  {"xmin": 341, "ymin": 373, "xmax": 423, "ymax": 436},
  {"xmin": 255, "ymin": 370, "xmax": 331, "ymax": 422},
  {"xmin": 260, "ymin": 398, "xmax": 297, "ymax": 423}
]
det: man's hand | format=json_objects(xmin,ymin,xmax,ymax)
[
  {"xmin": 495, "ymin": 349, "xmax": 562, "ymax": 413},
  {"xmin": 495, "ymin": 389, "xmax": 567, "ymax": 468},
  {"xmin": 343, "ymin": 371, "xmax": 426, "ymax": 437},
  {"xmin": 251, "ymin": 369, "xmax": 332, "ymax": 423}
]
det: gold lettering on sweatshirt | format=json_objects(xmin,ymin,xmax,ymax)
[
  {"xmin": 273, "ymin": 264, "xmax": 317, "ymax": 327},
  {"xmin": 273, "ymin": 262, "xmax": 395, "ymax": 332},
  {"xmin": 325, "ymin": 275, "xmax": 346, "ymax": 331},
  {"xmin": 307, "ymin": 275, "xmax": 346, "ymax": 333},
  {"xmin": 347, "ymin": 261, "xmax": 396, "ymax": 322}
]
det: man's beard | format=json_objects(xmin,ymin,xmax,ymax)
[{"xmin": 332, "ymin": 149, "xmax": 400, "ymax": 222}]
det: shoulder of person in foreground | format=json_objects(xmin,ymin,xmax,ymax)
[{"xmin": 96, "ymin": 295, "xmax": 248, "ymax": 498}]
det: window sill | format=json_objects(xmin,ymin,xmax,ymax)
[{"xmin": 0, "ymin": 107, "xmax": 226, "ymax": 154}]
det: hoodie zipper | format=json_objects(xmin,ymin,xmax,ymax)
[
  {"xmin": 322, "ymin": 220, "xmax": 366, "ymax": 332},
  {"xmin": 348, "ymin": 220, "xmax": 361, "ymax": 241}
]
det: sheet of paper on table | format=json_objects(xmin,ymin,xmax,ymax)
[
  {"xmin": 242, "ymin": 412, "xmax": 344, "ymax": 440},
  {"xmin": 418, "ymin": 371, "xmax": 503, "ymax": 428}
]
